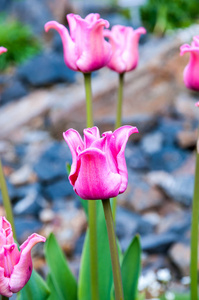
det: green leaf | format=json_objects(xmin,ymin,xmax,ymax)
[
  {"xmin": 79, "ymin": 197, "xmax": 88, "ymax": 217},
  {"xmin": 45, "ymin": 233, "xmax": 77, "ymax": 300},
  {"xmin": 18, "ymin": 270, "xmax": 50, "ymax": 300},
  {"xmin": 46, "ymin": 274, "xmax": 60, "ymax": 300},
  {"xmin": 121, "ymin": 235, "xmax": 141, "ymax": 300},
  {"xmin": 78, "ymin": 200, "xmax": 114, "ymax": 300}
]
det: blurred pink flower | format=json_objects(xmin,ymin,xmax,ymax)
[
  {"xmin": 63, "ymin": 126, "xmax": 138, "ymax": 200},
  {"xmin": 45, "ymin": 13, "xmax": 112, "ymax": 73},
  {"xmin": 180, "ymin": 36, "xmax": 199, "ymax": 91},
  {"xmin": 103, "ymin": 25, "xmax": 146, "ymax": 73},
  {"xmin": 195, "ymin": 101, "xmax": 199, "ymax": 107},
  {"xmin": 0, "ymin": 217, "xmax": 45, "ymax": 297},
  {"xmin": 0, "ymin": 47, "xmax": 7, "ymax": 55}
]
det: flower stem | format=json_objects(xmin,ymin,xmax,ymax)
[
  {"xmin": 112, "ymin": 73, "xmax": 125, "ymax": 222},
  {"xmin": 115, "ymin": 73, "xmax": 125, "ymax": 130},
  {"xmin": 83, "ymin": 72, "xmax": 99, "ymax": 300},
  {"xmin": 190, "ymin": 149, "xmax": 199, "ymax": 300},
  {"xmin": 0, "ymin": 159, "xmax": 16, "ymax": 240},
  {"xmin": 102, "ymin": 198, "xmax": 124, "ymax": 300},
  {"xmin": 84, "ymin": 73, "xmax": 93, "ymax": 128},
  {"xmin": 2, "ymin": 296, "xmax": 9, "ymax": 300}
]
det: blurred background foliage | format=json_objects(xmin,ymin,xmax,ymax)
[
  {"xmin": 0, "ymin": 15, "xmax": 41, "ymax": 71},
  {"xmin": 140, "ymin": 0, "xmax": 199, "ymax": 35}
]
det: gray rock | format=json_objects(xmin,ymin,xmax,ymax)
[
  {"xmin": 169, "ymin": 242, "xmax": 190, "ymax": 276},
  {"xmin": 141, "ymin": 132, "xmax": 163, "ymax": 155},
  {"xmin": 15, "ymin": 217, "xmax": 42, "ymax": 243},
  {"xmin": 43, "ymin": 178, "xmax": 73, "ymax": 200},
  {"xmin": 34, "ymin": 142, "xmax": 71, "ymax": 182},
  {"xmin": 126, "ymin": 145, "xmax": 150, "ymax": 170},
  {"xmin": 149, "ymin": 146, "xmax": 190, "ymax": 172},
  {"xmin": 14, "ymin": 185, "xmax": 47, "ymax": 216},
  {"xmin": 1, "ymin": 80, "xmax": 28, "ymax": 105},
  {"xmin": 10, "ymin": 0, "xmax": 53, "ymax": 35},
  {"xmin": 147, "ymin": 171, "xmax": 194, "ymax": 206},
  {"xmin": 120, "ymin": 171, "xmax": 165, "ymax": 213},
  {"xmin": 116, "ymin": 206, "xmax": 154, "ymax": 251},
  {"xmin": 141, "ymin": 232, "xmax": 179, "ymax": 253},
  {"xmin": 10, "ymin": 164, "xmax": 35, "ymax": 186},
  {"xmin": 17, "ymin": 52, "xmax": 76, "ymax": 87}
]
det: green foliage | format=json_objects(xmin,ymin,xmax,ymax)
[
  {"xmin": 18, "ymin": 270, "xmax": 50, "ymax": 300},
  {"xmin": 110, "ymin": 235, "xmax": 141, "ymax": 300},
  {"xmin": 121, "ymin": 235, "xmax": 141, "ymax": 300},
  {"xmin": 0, "ymin": 16, "xmax": 41, "ymax": 70},
  {"xmin": 140, "ymin": 0, "xmax": 199, "ymax": 35},
  {"xmin": 45, "ymin": 233, "xmax": 77, "ymax": 300},
  {"xmin": 78, "ymin": 200, "xmax": 114, "ymax": 300}
]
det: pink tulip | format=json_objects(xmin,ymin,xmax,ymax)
[
  {"xmin": 0, "ymin": 47, "xmax": 7, "ymax": 55},
  {"xmin": 103, "ymin": 25, "xmax": 146, "ymax": 73},
  {"xmin": 180, "ymin": 36, "xmax": 199, "ymax": 91},
  {"xmin": 0, "ymin": 217, "xmax": 46, "ymax": 297},
  {"xmin": 45, "ymin": 13, "xmax": 112, "ymax": 73},
  {"xmin": 63, "ymin": 125, "xmax": 138, "ymax": 200},
  {"xmin": 195, "ymin": 101, "xmax": 199, "ymax": 107}
]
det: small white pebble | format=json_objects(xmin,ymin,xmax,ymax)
[
  {"xmin": 138, "ymin": 271, "xmax": 156, "ymax": 291},
  {"xmin": 157, "ymin": 268, "xmax": 171, "ymax": 282},
  {"xmin": 181, "ymin": 276, "xmax": 190, "ymax": 285},
  {"xmin": 165, "ymin": 291, "xmax": 175, "ymax": 300}
]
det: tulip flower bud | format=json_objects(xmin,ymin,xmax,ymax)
[
  {"xmin": 63, "ymin": 126, "xmax": 138, "ymax": 200},
  {"xmin": 103, "ymin": 25, "xmax": 146, "ymax": 74},
  {"xmin": 180, "ymin": 36, "xmax": 199, "ymax": 91},
  {"xmin": 45, "ymin": 13, "xmax": 112, "ymax": 73},
  {"xmin": 0, "ymin": 216, "xmax": 45, "ymax": 297}
]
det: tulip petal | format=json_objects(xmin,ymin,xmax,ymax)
[
  {"xmin": 44, "ymin": 21, "xmax": 78, "ymax": 71},
  {"xmin": 0, "ymin": 47, "xmax": 7, "ymax": 55},
  {"xmin": 74, "ymin": 148, "xmax": 121, "ymax": 199},
  {"xmin": 9, "ymin": 234, "xmax": 45, "ymax": 293},
  {"xmin": 104, "ymin": 27, "xmax": 126, "ymax": 73},
  {"xmin": 85, "ymin": 13, "xmax": 100, "ymax": 23},
  {"xmin": 180, "ymin": 42, "xmax": 199, "ymax": 90},
  {"xmin": 0, "ymin": 217, "xmax": 14, "ymax": 245},
  {"xmin": 102, "ymin": 131, "xmax": 118, "ymax": 173},
  {"xmin": 0, "ymin": 267, "xmax": 12, "ymax": 297},
  {"xmin": 111, "ymin": 126, "xmax": 138, "ymax": 193},
  {"xmin": 104, "ymin": 25, "xmax": 146, "ymax": 73},
  {"xmin": 63, "ymin": 129, "xmax": 84, "ymax": 186},
  {"xmin": 122, "ymin": 27, "xmax": 146, "ymax": 72},
  {"xmin": 83, "ymin": 127, "xmax": 100, "ymax": 147},
  {"xmin": 72, "ymin": 15, "xmax": 111, "ymax": 72}
]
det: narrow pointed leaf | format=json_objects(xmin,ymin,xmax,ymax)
[
  {"xmin": 46, "ymin": 274, "xmax": 60, "ymax": 300},
  {"xmin": 19, "ymin": 270, "xmax": 50, "ymax": 300},
  {"xmin": 121, "ymin": 235, "xmax": 141, "ymax": 300},
  {"xmin": 78, "ymin": 200, "xmax": 114, "ymax": 300},
  {"xmin": 45, "ymin": 233, "xmax": 77, "ymax": 300}
]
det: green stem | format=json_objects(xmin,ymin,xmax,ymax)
[
  {"xmin": 190, "ymin": 150, "xmax": 199, "ymax": 300},
  {"xmin": 84, "ymin": 73, "xmax": 93, "ymax": 128},
  {"xmin": 115, "ymin": 73, "xmax": 124, "ymax": 130},
  {"xmin": 112, "ymin": 73, "xmax": 125, "ymax": 222},
  {"xmin": 83, "ymin": 72, "xmax": 99, "ymax": 300},
  {"xmin": 0, "ymin": 159, "xmax": 16, "ymax": 240},
  {"xmin": 102, "ymin": 198, "xmax": 124, "ymax": 300}
]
